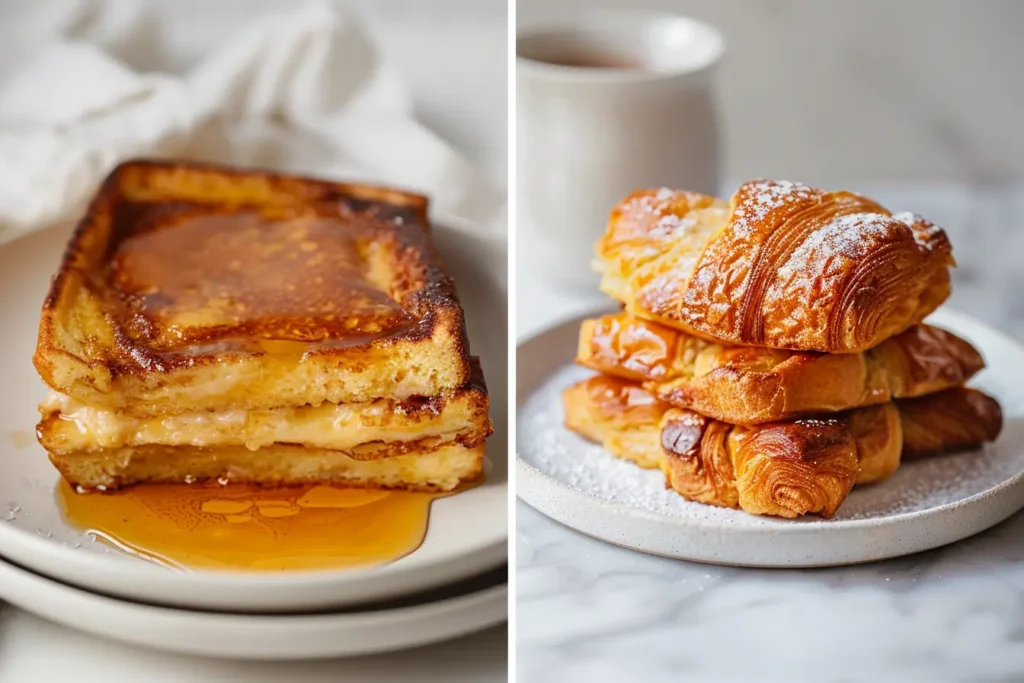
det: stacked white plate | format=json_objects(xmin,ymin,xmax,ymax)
[{"xmin": 0, "ymin": 217, "xmax": 508, "ymax": 660}]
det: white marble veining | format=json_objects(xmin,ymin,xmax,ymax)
[
  {"xmin": 516, "ymin": 185, "xmax": 1024, "ymax": 681},
  {"xmin": 517, "ymin": 502, "xmax": 1024, "ymax": 683}
]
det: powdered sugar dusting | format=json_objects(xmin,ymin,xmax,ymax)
[
  {"xmin": 519, "ymin": 363, "xmax": 1020, "ymax": 526},
  {"xmin": 625, "ymin": 189, "xmax": 675, "ymax": 216},
  {"xmin": 622, "ymin": 189, "xmax": 699, "ymax": 239},
  {"xmin": 732, "ymin": 179, "xmax": 815, "ymax": 235},
  {"xmin": 520, "ymin": 365, "xmax": 712, "ymax": 517},
  {"xmin": 781, "ymin": 212, "xmax": 899, "ymax": 277},
  {"xmin": 893, "ymin": 210, "xmax": 946, "ymax": 250},
  {"xmin": 892, "ymin": 211, "xmax": 918, "ymax": 226},
  {"xmin": 651, "ymin": 213, "xmax": 696, "ymax": 237}
]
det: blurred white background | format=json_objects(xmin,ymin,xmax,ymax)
[
  {"xmin": 520, "ymin": 0, "xmax": 1023, "ymax": 186},
  {"xmin": 0, "ymin": 0, "xmax": 508, "ymax": 232},
  {"xmin": 185, "ymin": 0, "xmax": 510, "ymax": 180}
]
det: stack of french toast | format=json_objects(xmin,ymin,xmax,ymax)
[
  {"xmin": 563, "ymin": 180, "xmax": 1002, "ymax": 518},
  {"xmin": 34, "ymin": 160, "xmax": 491, "ymax": 493}
]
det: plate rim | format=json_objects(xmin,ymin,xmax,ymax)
[
  {"xmin": 0, "ymin": 211, "xmax": 509, "ymax": 609},
  {"xmin": 0, "ymin": 552, "xmax": 508, "ymax": 660},
  {"xmin": 515, "ymin": 307, "xmax": 1024, "ymax": 566}
]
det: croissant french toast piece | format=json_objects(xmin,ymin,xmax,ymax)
[
  {"xmin": 564, "ymin": 376, "xmax": 1002, "ymax": 518},
  {"xmin": 562, "ymin": 375, "xmax": 668, "ymax": 469},
  {"xmin": 595, "ymin": 180, "xmax": 954, "ymax": 353},
  {"xmin": 577, "ymin": 312, "xmax": 984, "ymax": 424},
  {"xmin": 562, "ymin": 375, "xmax": 897, "ymax": 485},
  {"xmin": 897, "ymin": 387, "xmax": 1003, "ymax": 458},
  {"xmin": 661, "ymin": 386, "xmax": 1001, "ymax": 518},
  {"xmin": 660, "ymin": 406, "xmax": 892, "ymax": 518}
]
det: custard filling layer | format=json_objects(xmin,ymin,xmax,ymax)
[{"xmin": 39, "ymin": 390, "xmax": 487, "ymax": 453}]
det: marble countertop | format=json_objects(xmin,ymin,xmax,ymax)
[{"xmin": 517, "ymin": 184, "xmax": 1024, "ymax": 682}]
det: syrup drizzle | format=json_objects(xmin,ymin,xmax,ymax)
[{"xmin": 57, "ymin": 482, "xmax": 447, "ymax": 572}]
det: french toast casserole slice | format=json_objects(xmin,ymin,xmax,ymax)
[{"xmin": 33, "ymin": 160, "xmax": 491, "ymax": 492}]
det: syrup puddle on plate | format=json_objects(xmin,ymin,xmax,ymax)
[{"xmin": 56, "ymin": 481, "xmax": 453, "ymax": 571}]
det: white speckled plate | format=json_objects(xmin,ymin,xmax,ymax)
[
  {"xmin": 517, "ymin": 308, "xmax": 1024, "ymax": 567},
  {"xmin": 0, "ymin": 214, "xmax": 507, "ymax": 612}
]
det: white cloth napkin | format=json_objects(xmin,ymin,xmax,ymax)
[{"xmin": 0, "ymin": 0, "xmax": 505, "ymax": 244}]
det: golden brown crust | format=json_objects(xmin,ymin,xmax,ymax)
[
  {"xmin": 34, "ymin": 159, "xmax": 471, "ymax": 410},
  {"xmin": 899, "ymin": 387, "xmax": 1003, "ymax": 457},
  {"xmin": 595, "ymin": 180, "xmax": 954, "ymax": 353},
  {"xmin": 725, "ymin": 416, "xmax": 859, "ymax": 518},
  {"xmin": 660, "ymin": 409, "xmax": 861, "ymax": 518},
  {"xmin": 660, "ymin": 412, "xmax": 739, "ymax": 509},
  {"xmin": 562, "ymin": 375, "xmax": 667, "ymax": 469},
  {"xmin": 563, "ymin": 375, "xmax": 1001, "ymax": 518},
  {"xmin": 846, "ymin": 403, "xmax": 903, "ymax": 484},
  {"xmin": 577, "ymin": 313, "xmax": 983, "ymax": 424},
  {"xmin": 49, "ymin": 442, "xmax": 485, "ymax": 493}
]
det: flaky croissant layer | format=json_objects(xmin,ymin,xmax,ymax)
[
  {"xmin": 576, "ymin": 312, "xmax": 985, "ymax": 424},
  {"xmin": 596, "ymin": 180, "xmax": 954, "ymax": 353},
  {"xmin": 564, "ymin": 375, "xmax": 1002, "ymax": 519}
]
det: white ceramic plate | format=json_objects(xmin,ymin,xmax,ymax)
[
  {"xmin": 517, "ymin": 308, "xmax": 1024, "ymax": 568},
  {"xmin": 0, "ymin": 554, "xmax": 507, "ymax": 660},
  {"xmin": 0, "ymin": 215, "xmax": 507, "ymax": 611}
]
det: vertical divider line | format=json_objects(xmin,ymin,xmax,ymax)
[{"xmin": 506, "ymin": 0, "xmax": 519, "ymax": 679}]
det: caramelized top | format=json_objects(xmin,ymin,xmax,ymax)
[
  {"xmin": 597, "ymin": 179, "xmax": 954, "ymax": 353},
  {"xmin": 581, "ymin": 312, "xmax": 984, "ymax": 386},
  {"xmin": 108, "ymin": 204, "xmax": 413, "ymax": 351},
  {"xmin": 38, "ymin": 160, "xmax": 468, "ymax": 376},
  {"xmin": 897, "ymin": 387, "xmax": 1003, "ymax": 457},
  {"xmin": 583, "ymin": 374, "xmax": 664, "ymax": 423},
  {"xmin": 891, "ymin": 324, "xmax": 986, "ymax": 387},
  {"xmin": 585, "ymin": 313, "xmax": 681, "ymax": 380}
]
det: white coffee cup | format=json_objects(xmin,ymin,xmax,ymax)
[{"xmin": 517, "ymin": 13, "xmax": 725, "ymax": 290}]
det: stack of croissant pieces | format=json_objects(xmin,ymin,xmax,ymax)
[{"xmin": 562, "ymin": 179, "xmax": 1003, "ymax": 519}]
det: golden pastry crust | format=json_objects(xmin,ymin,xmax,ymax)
[
  {"xmin": 562, "ymin": 375, "xmax": 667, "ymax": 469},
  {"xmin": 563, "ymin": 376, "xmax": 1001, "ymax": 518},
  {"xmin": 577, "ymin": 313, "xmax": 984, "ymax": 424},
  {"xmin": 659, "ymin": 412, "xmax": 741, "ymax": 509},
  {"xmin": 898, "ymin": 387, "xmax": 1003, "ymax": 458},
  {"xmin": 662, "ymin": 388, "xmax": 1000, "ymax": 517},
  {"xmin": 661, "ymin": 410, "xmax": 861, "ymax": 518},
  {"xmin": 846, "ymin": 403, "xmax": 903, "ymax": 484},
  {"xmin": 595, "ymin": 180, "xmax": 954, "ymax": 353}
]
